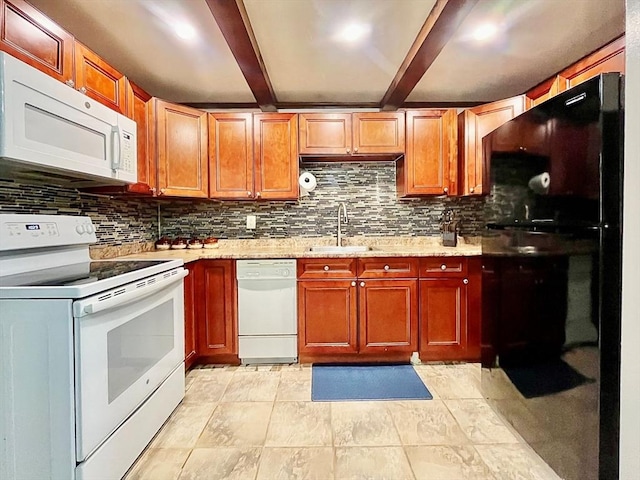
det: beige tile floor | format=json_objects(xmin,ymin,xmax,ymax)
[{"xmin": 125, "ymin": 363, "xmax": 562, "ymax": 480}]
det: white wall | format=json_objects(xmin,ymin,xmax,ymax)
[{"xmin": 620, "ymin": 1, "xmax": 640, "ymax": 477}]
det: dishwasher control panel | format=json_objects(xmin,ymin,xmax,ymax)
[{"xmin": 236, "ymin": 259, "xmax": 296, "ymax": 280}]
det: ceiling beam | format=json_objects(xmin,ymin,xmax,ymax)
[
  {"xmin": 379, "ymin": 0, "xmax": 479, "ymax": 111},
  {"xmin": 204, "ymin": 0, "xmax": 277, "ymax": 112}
]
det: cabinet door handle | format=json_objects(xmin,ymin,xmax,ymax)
[
  {"xmin": 65, "ymin": 79, "xmax": 75, "ymax": 88},
  {"xmin": 351, "ymin": 281, "xmax": 356, "ymax": 287},
  {"xmin": 354, "ymin": 147, "xmax": 358, "ymax": 153},
  {"xmin": 463, "ymin": 278, "xmax": 469, "ymax": 285},
  {"xmin": 346, "ymin": 148, "xmax": 351, "ymax": 154},
  {"xmin": 469, "ymin": 187, "xmax": 475, "ymax": 193},
  {"xmin": 443, "ymin": 187, "xmax": 449, "ymax": 194},
  {"xmin": 247, "ymin": 191, "xmax": 252, "ymax": 197},
  {"xmin": 440, "ymin": 264, "xmax": 447, "ymax": 270},
  {"xmin": 384, "ymin": 265, "xmax": 390, "ymax": 271},
  {"xmin": 79, "ymin": 86, "xmax": 87, "ymax": 94},
  {"xmin": 360, "ymin": 281, "xmax": 365, "ymax": 287},
  {"xmin": 324, "ymin": 265, "xmax": 330, "ymax": 271},
  {"xmin": 256, "ymin": 192, "xmax": 261, "ymax": 198}
]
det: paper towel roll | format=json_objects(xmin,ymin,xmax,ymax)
[
  {"xmin": 298, "ymin": 172, "xmax": 317, "ymax": 193},
  {"xmin": 528, "ymin": 172, "xmax": 550, "ymax": 194}
]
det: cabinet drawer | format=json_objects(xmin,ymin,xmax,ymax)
[
  {"xmin": 357, "ymin": 258, "xmax": 418, "ymax": 278},
  {"xmin": 298, "ymin": 258, "xmax": 357, "ymax": 278},
  {"xmin": 419, "ymin": 257, "xmax": 467, "ymax": 277}
]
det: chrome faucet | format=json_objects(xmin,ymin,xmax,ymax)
[{"xmin": 337, "ymin": 202, "xmax": 348, "ymax": 247}]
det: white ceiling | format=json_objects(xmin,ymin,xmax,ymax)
[{"xmin": 28, "ymin": 0, "xmax": 625, "ymax": 107}]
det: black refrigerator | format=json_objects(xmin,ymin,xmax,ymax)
[{"xmin": 481, "ymin": 73, "xmax": 623, "ymax": 480}]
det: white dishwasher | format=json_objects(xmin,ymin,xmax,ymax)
[{"xmin": 237, "ymin": 259, "xmax": 297, "ymax": 363}]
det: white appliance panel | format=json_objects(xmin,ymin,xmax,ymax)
[
  {"xmin": 0, "ymin": 52, "xmax": 136, "ymax": 185},
  {"xmin": 74, "ymin": 273, "xmax": 185, "ymax": 460}
]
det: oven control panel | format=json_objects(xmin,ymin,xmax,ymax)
[{"xmin": 0, "ymin": 214, "xmax": 97, "ymax": 251}]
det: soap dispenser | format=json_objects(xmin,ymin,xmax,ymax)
[{"xmin": 440, "ymin": 209, "xmax": 459, "ymax": 247}]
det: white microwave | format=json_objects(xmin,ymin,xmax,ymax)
[{"xmin": 0, "ymin": 52, "xmax": 137, "ymax": 187}]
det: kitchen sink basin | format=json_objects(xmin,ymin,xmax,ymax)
[{"xmin": 308, "ymin": 245, "xmax": 372, "ymax": 253}]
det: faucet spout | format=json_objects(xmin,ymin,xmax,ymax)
[{"xmin": 337, "ymin": 203, "xmax": 348, "ymax": 247}]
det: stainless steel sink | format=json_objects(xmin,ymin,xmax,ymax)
[{"xmin": 308, "ymin": 245, "xmax": 372, "ymax": 253}]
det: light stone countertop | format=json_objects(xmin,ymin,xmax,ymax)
[{"xmin": 108, "ymin": 236, "xmax": 481, "ymax": 262}]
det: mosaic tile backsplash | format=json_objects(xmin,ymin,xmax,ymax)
[
  {"xmin": 0, "ymin": 180, "xmax": 158, "ymax": 246},
  {"xmin": 160, "ymin": 162, "xmax": 486, "ymax": 239},
  {"xmin": 0, "ymin": 163, "xmax": 488, "ymax": 247}
]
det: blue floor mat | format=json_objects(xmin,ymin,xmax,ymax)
[{"xmin": 311, "ymin": 364, "xmax": 433, "ymax": 401}]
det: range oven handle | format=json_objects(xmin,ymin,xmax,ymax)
[{"xmin": 74, "ymin": 269, "xmax": 188, "ymax": 318}]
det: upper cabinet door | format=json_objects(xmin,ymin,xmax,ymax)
[
  {"xmin": 153, "ymin": 99, "xmax": 209, "ymax": 198},
  {"xmin": 458, "ymin": 95, "xmax": 526, "ymax": 196},
  {"xmin": 352, "ymin": 112, "xmax": 405, "ymax": 155},
  {"xmin": 124, "ymin": 80, "xmax": 155, "ymax": 195},
  {"xmin": 560, "ymin": 36, "xmax": 625, "ymax": 90},
  {"xmin": 398, "ymin": 109, "xmax": 457, "ymax": 197},
  {"xmin": 74, "ymin": 42, "xmax": 127, "ymax": 114},
  {"xmin": 0, "ymin": 0, "xmax": 74, "ymax": 84},
  {"xmin": 209, "ymin": 113, "xmax": 254, "ymax": 200},
  {"xmin": 299, "ymin": 113, "xmax": 352, "ymax": 155},
  {"xmin": 254, "ymin": 113, "xmax": 299, "ymax": 200}
]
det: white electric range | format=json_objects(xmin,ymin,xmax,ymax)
[{"xmin": 0, "ymin": 214, "xmax": 187, "ymax": 480}]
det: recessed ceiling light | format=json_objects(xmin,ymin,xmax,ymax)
[
  {"xmin": 334, "ymin": 22, "xmax": 371, "ymax": 44},
  {"xmin": 174, "ymin": 22, "xmax": 196, "ymax": 41},
  {"xmin": 472, "ymin": 23, "xmax": 499, "ymax": 43}
]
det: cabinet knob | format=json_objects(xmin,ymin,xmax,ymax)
[
  {"xmin": 79, "ymin": 86, "xmax": 87, "ymax": 94},
  {"xmin": 443, "ymin": 187, "xmax": 449, "ymax": 194},
  {"xmin": 150, "ymin": 187, "xmax": 156, "ymax": 194},
  {"xmin": 256, "ymin": 192, "xmax": 261, "ymax": 198},
  {"xmin": 354, "ymin": 147, "xmax": 358, "ymax": 153},
  {"xmin": 384, "ymin": 265, "xmax": 390, "ymax": 271},
  {"xmin": 158, "ymin": 188, "xmax": 165, "ymax": 195},
  {"xmin": 324, "ymin": 265, "xmax": 330, "ymax": 271},
  {"xmin": 463, "ymin": 278, "xmax": 469, "ymax": 285},
  {"xmin": 360, "ymin": 281, "xmax": 366, "ymax": 287},
  {"xmin": 65, "ymin": 79, "xmax": 75, "ymax": 88},
  {"xmin": 346, "ymin": 148, "xmax": 351, "ymax": 154},
  {"xmin": 351, "ymin": 281, "xmax": 356, "ymax": 287},
  {"xmin": 519, "ymin": 146, "xmax": 527, "ymax": 152},
  {"xmin": 247, "ymin": 191, "xmax": 252, "ymax": 197},
  {"xmin": 469, "ymin": 187, "xmax": 475, "ymax": 193},
  {"xmin": 440, "ymin": 264, "xmax": 447, "ymax": 270}
]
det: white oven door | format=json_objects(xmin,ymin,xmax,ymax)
[{"xmin": 72, "ymin": 268, "xmax": 186, "ymax": 461}]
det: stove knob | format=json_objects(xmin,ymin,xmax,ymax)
[
  {"xmin": 282, "ymin": 269, "xmax": 290, "ymax": 277},
  {"xmin": 76, "ymin": 224, "xmax": 85, "ymax": 234},
  {"xmin": 85, "ymin": 223, "xmax": 94, "ymax": 234}
]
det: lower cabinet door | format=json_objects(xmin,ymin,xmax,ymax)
[
  {"xmin": 298, "ymin": 280, "xmax": 358, "ymax": 354},
  {"xmin": 419, "ymin": 278, "xmax": 469, "ymax": 360},
  {"xmin": 197, "ymin": 260, "xmax": 237, "ymax": 357},
  {"xmin": 358, "ymin": 279, "xmax": 418, "ymax": 353}
]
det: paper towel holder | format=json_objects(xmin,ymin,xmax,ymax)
[{"xmin": 298, "ymin": 171, "xmax": 317, "ymax": 197}]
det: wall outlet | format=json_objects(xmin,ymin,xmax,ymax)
[{"xmin": 246, "ymin": 215, "xmax": 256, "ymax": 229}]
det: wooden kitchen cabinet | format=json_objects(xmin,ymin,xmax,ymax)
[
  {"xmin": 209, "ymin": 113, "xmax": 298, "ymax": 200},
  {"xmin": 298, "ymin": 279, "xmax": 359, "ymax": 355},
  {"xmin": 299, "ymin": 112, "xmax": 404, "ymax": 157},
  {"xmin": 297, "ymin": 257, "xmax": 418, "ymax": 361},
  {"xmin": 152, "ymin": 99, "xmax": 209, "ymax": 198},
  {"xmin": 527, "ymin": 36, "xmax": 625, "ymax": 107},
  {"xmin": 397, "ymin": 109, "xmax": 457, "ymax": 197},
  {"xmin": 74, "ymin": 41, "xmax": 127, "ymax": 114},
  {"xmin": 0, "ymin": 0, "xmax": 74, "ymax": 84},
  {"xmin": 184, "ymin": 261, "xmax": 198, "ymax": 370},
  {"xmin": 458, "ymin": 95, "xmax": 527, "ymax": 196},
  {"xmin": 253, "ymin": 113, "xmax": 299, "ymax": 200},
  {"xmin": 358, "ymin": 279, "xmax": 418, "ymax": 354},
  {"xmin": 196, "ymin": 260, "xmax": 238, "ymax": 362},
  {"xmin": 419, "ymin": 257, "xmax": 481, "ymax": 361}
]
